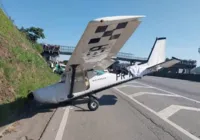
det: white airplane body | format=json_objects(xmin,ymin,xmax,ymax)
[
  {"xmin": 33, "ymin": 72, "xmax": 131, "ymax": 104},
  {"xmin": 29, "ymin": 15, "xmax": 180, "ymax": 111}
]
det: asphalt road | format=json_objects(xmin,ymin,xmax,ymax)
[
  {"xmin": 43, "ymin": 76, "xmax": 200, "ymax": 140},
  {"xmin": 2, "ymin": 76, "xmax": 200, "ymax": 140}
]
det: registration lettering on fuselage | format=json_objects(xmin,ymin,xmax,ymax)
[{"xmin": 116, "ymin": 71, "xmax": 133, "ymax": 81}]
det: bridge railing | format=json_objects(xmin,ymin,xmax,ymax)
[
  {"xmin": 59, "ymin": 46, "xmax": 147, "ymax": 61},
  {"xmin": 60, "ymin": 46, "xmax": 75, "ymax": 53},
  {"xmin": 117, "ymin": 52, "xmax": 134, "ymax": 59},
  {"xmin": 41, "ymin": 44, "xmax": 147, "ymax": 61}
]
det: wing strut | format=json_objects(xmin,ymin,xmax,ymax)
[{"xmin": 68, "ymin": 64, "xmax": 78, "ymax": 98}]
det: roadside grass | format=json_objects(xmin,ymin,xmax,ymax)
[{"xmin": 0, "ymin": 9, "xmax": 59, "ymax": 125}]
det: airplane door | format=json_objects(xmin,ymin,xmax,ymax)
[{"xmin": 73, "ymin": 70, "xmax": 90, "ymax": 93}]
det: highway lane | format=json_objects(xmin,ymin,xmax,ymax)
[
  {"xmin": 62, "ymin": 76, "xmax": 200, "ymax": 140},
  {"xmin": 39, "ymin": 89, "xmax": 175, "ymax": 140},
  {"xmin": 138, "ymin": 76, "xmax": 200, "ymax": 102},
  {"xmin": 62, "ymin": 90, "xmax": 174, "ymax": 140},
  {"xmin": 115, "ymin": 76, "xmax": 200, "ymax": 140},
  {"xmin": 41, "ymin": 76, "xmax": 200, "ymax": 140},
  {"xmin": 2, "ymin": 76, "xmax": 200, "ymax": 140}
]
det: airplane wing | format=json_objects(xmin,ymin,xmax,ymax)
[{"xmin": 66, "ymin": 16, "xmax": 144, "ymax": 72}]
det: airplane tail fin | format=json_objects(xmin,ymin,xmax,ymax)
[{"xmin": 147, "ymin": 37, "xmax": 166, "ymax": 67}]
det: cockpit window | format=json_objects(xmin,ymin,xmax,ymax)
[{"xmin": 94, "ymin": 70, "xmax": 105, "ymax": 76}]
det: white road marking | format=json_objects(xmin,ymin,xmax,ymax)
[
  {"xmin": 115, "ymin": 85, "xmax": 128, "ymax": 88},
  {"xmin": 114, "ymin": 87, "xmax": 200, "ymax": 140},
  {"xmin": 120, "ymin": 85, "xmax": 180, "ymax": 98},
  {"xmin": 132, "ymin": 92, "xmax": 146, "ymax": 97},
  {"xmin": 55, "ymin": 107, "xmax": 70, "ymax": 140},
  {"xmin": 127, "ymin": 82, "xmax": 152, "ymax": 88},
  {"xmin": 132, "ymin": 92, "xmax": 180, "ymax": 97},
  {"xmin": 127, "ymin": 85, "xmax": 153, "ymax": 88},
  {"xmin": 158, "ymin": 105, "xmax": 182, "ymax": 119},
  {"xmin": 135, "ymin": 81, "xmax": 200, "ymax": 104},
  {"xmin": 158, "ymin": 105, "xmax": 200, "ymax": 119},
  {"xmin": 117, "ymin": 84, "xmax": 152, "ymax": 89}
]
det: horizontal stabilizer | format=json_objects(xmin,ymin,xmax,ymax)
[
  {"xmin": 157, "ymin": 57, "xmax": 181, "ymax": 68},
  {"xmin": 146, "ymin": 57, "xmax": 181, "ymax": 72}
]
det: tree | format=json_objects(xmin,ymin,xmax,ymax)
[
  {"xmin": 19, "ymin": 27, "xmax": 45, "ymax": 43},
  {"xmin": 19, "ymin": 27, "xmax": 27, "ymax": 33}
]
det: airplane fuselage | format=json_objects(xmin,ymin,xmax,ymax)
[{"xmin": 32, "ymin": 71, "xmax": 134, "ymax": 104}]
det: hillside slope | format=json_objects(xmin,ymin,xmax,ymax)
[{"xmin": 0, "ymin": 9, "xmax": 59, "ymax": 123}]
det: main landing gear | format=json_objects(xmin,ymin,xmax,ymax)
[
  {"xmin": 67, "ymin": 64, "xmax": 99, "ymax": 111},
  {"xmin": 87, "ymin": 95, "xmax": 99, "ymax": 111}
]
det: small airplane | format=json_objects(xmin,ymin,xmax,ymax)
[{"xmin": 28, "ymin": 16, "xmax": 180, "ymax": 111}]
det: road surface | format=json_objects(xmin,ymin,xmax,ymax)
[{"xmin": 2, "ymin": 76, "xmax": 200, "ymax": 140}]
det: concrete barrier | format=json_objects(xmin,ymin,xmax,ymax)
[{"xmin": 148, "ymin": 72, "xmax": 200, "ymax": 82}]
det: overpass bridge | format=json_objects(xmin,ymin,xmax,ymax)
[
  {"xmin": 42, "ymin": 44, "xmax": 196, "ymax": 73},
  {"xmin": 59, "ymin": 46, "xmax": 147, "ymax": 63}
]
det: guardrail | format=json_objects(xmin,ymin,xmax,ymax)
[{"xmin": 149, "ymin": 73, "xmax": 200, "ymax": 82}]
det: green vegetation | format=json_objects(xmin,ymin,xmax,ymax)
[
  {"xmin": 0, "ymin": 9, "xmax": 59, "ymax": 123},
  {"xmin": 19, "ymin": 26, "xmax": 45, "ymax": 43}
]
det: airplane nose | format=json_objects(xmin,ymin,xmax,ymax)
[
  {"xmin": 27, "ymin": 91, "xmax": 44, "ymax": 103},
  {"xmin": 27, "ymin": 82, "xmax": 67, "ymax": 104},
  {"xmin": 29, "ymin": 90, "xmax": 47, "ymax": 103},
  {"xmin": 29, "ymin": 91, "xmax": 45, "ymax": 103},
  {"xmin": 27, "ymin": 92, "xmax": 34, "ymax": 101}
]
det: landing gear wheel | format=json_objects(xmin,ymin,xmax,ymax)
[{"xmin": 88, "ymin": 97, "xmax": 99, "ymax": 111}]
